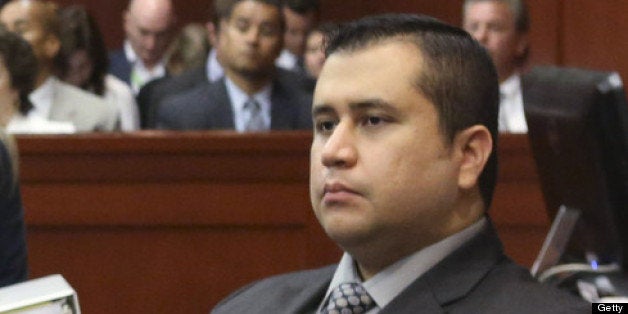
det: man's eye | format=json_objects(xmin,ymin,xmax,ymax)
[
  {"xmin": 316, "ymin": 120, "xmax": 336, "ymax": 132},
  {"xmin": 234, "ymin": 21, "xmax": 249, "ymax": 33},
  {"xmin": 365, "ymin": 116, "xmax": 383, "ymax": 126}
]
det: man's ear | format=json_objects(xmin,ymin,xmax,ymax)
[
  {"xmin": 516, "ymin": 33, "xmax": 529, "ymax": 60},
  {"xmin": 206, "ymin": 22, "xmax": 217, "ymax": 46},
  {"xmin": 454, "ymin": 125, "xmax": 493, "ymax": 190}
]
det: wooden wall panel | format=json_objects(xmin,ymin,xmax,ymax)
[
  {"xmin": 17, "ymin": 132, "xmax": 549, "ymax": 313},
  {"xmin": 561, "ymin": 0, "xmax": 628, "ymax": 82},
  {"xmin": 525, "ymin": 0, "xmax": 561, "ymax": 66}
]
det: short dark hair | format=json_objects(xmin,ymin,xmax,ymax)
[
  {"xmin": 283, "ymin": 0, "xmax": 319, "ymax": 15},
  {"xmin": 463, "ymin": 0, "xmax": 530, "ymax": 65},
  {"xmin": 212, "ymin": 0, "xmax": 284, "ymax": 32},
  {"xmin": 0, "ymin": 25, "xmax": 38, "ymax": 115},
  {"xmin": 325, "ymin": 14, "xmax": 500, "ymax": 209},
  {"xmin": 55, "ymin": 5, "xmax": 108, "ymax": 95}
]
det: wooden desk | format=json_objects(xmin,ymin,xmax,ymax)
[{"xmin": 17, "ymin": 132, "xmax": 549, "ymax": 314}]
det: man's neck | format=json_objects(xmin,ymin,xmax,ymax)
[
  {"xmin": 225, "ymin": 69, "xmax": 273, "ymax": 96},
  {"xmin": 35, "ymin": 70, "xmax": 52, "ymax": 90}
]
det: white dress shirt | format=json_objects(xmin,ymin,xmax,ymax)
[
  {"xmin": 103, "ymin": 74, "xmax": 139, "ymax": 131},
  {"xmin": 318, "ymin": 218, "xmax": 488, "ymax": 313},
  {"xmin": 206, "ymin": 49, "xmax": 224, "ymax": 83},
  {"xmin": 275, "ymin": 49, "xmax": 299, "ymax": 71},
  {"xmin": 224, "ymin": 78, "xmax": 272, "ymax": 132},
  {"xmin": 124, "ymin": 41, "xmax": 167, "ymax": 94},
  {"xmin": 7, "ymin": 114, "xmax": 75, "ymax": 134},
  {"xmin": 498, "ymin": 73, "xmax": 527, "ymax": 133},
  {"xmin": 28, "ymin": 77, "xmax": 55, "ymax": 119}
]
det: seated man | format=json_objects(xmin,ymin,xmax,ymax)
[
  {"xmin": 156, "ymin": 0, "xmax": 311, "ymax": 132},
  {"xmin": 0, "ymin": 0, "xmax": 117, "ymax": 132},
  {"xmin": 109, "ymin": 0, "xmax": 177, "ymax": 94},
  {"xmin": 462, "ymin": 0, "xmax": 530, "ymax": 133},
  {"xmin": 275, "ymin": 0, "xmax": 319, "ymax": 74},
  {"xmin": 211, "ymin": 14, "xmax": 588, "ymax": 313}
]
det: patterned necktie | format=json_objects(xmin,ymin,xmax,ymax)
[
  {"xmin": 244, "ymin": 98, "xmax": 266, "ymax": 131},
  {"xmin": 322, "ymin": 282, "xmax": 375, "ymax": 314}
]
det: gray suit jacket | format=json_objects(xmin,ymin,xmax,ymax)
[
  {"xmin": 156, "ymin": 76, "xmax": 312, "ymax": 131},
  {"xmin": 212, "ymin": 222, "xmax": 589, "ymax": 313},
  {"xmin": 47, "ymin": 79, "xmax": 118, "ymax": 132}
]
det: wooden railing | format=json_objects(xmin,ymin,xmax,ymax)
[{"xmin": 16, "ymin": 131, "xmax": 549, "ymax": 314}]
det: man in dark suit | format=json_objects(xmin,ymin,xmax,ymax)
[
  {"xmin": 136, "ymin": 6, "xmax": 222, "ymax": 129},
  {"xmin": 211, "ymin": 14, "xmax": 588, "ymax": 313},
  {"xmin": 109, "ymin": 0, "xmax": 176, "ymax": 94},
  {"xmin": 156, "ymin": 0, "xmax": 311, "ymax": 131},
  {"xmin": 0, "ymin": 135, "xmax": 27, "ymax": 288}
]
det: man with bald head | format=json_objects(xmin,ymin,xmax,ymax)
[
  {"xmin": 0, "ymin": 0, "xmax": 117, "ymax": 132},
  {"xmin": 109, "ymin": 0, "xmax": 176, "ymax": 94}
]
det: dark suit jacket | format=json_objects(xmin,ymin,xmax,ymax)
[
  {"xmin": 0, "ymin": 139, "xmax": 27, "ymax": 288},
  {"xmin": 137, "ymin": 66, "xmax": 207, "ymax": 128},
  {"xmin": 212, "ymin": 222, "xmax": 588, "ymax": 313},
  {"xmin": 108, "ymin": 49, "xmax": 132, "ymax": 85},
  {"xmin": 140, "ymin": 65, "xmax": 314, "ymax": 129},
  {"xmin": 156, "ymin": 75, "xmax": 312, "ymax": 131}
]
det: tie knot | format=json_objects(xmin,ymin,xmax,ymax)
[
  {"xmin": 323, "ymin": 282, "xmax": 375, "ymax": 314},
  {"xmin": 243, "ymin": 98, "xmax": 266, "ymax": 131},
  {"xmin": 244, "ymin": 98, "xmax": 260, "ymax": 110}
]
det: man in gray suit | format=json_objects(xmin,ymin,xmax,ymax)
[
  {"xmin": 156, "ymin": 0, "xmax": 311, "ymax": 131},
  {"xmin": 212, "ymin": 14, "xmax": 588, "ymax": 313},
  {"xmin": 0, "ymin": 0, "xmax": 117, "ymax": 132}
]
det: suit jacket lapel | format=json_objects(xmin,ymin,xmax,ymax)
[
  {"xmin": 285, "ymin": 267, "xmax": 334, "ymax": 314},
  {"xmin": 207, "ymin": 79, "xmax": 235, "ymax": 129},
  {"xmin": 381, "ymin": 220, "xmax": 504, "ymax": 313},
  {"xmin": 269, "ymin": 79, "xmax": 296, "ymax": 130}
]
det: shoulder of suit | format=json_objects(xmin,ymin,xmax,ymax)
[
  {"xmin": 54, "ymin": 81, "xmax": 117, "ymax": 118},
  {"xmin": 159, "ymin": 82, "xmax": 216, "ymax": 111},
  {"xmin": 55, "ymin": 81, "xmax": 108, "ymax": 106},
  {"xmin": 212, "ymin": 265, "xmax": 335, "ymax": 313}
]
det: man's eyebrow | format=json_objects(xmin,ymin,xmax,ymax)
[
  {"xmin": 312, "ymin": 104, "xmax": 335, "ymax": 116},
  {"xmin": 312, "ymin": 99, "xmax": 401, "ymax": 116},
  {"xmin": 348, "ymin": 99, "xmax": 397, "ymax": 112}
]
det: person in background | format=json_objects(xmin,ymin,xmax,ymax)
[
  {"xmin": 156, "ymin": 0, "xmax": 312, "ymax": 132},
  {"xmin": 166, "ymin": 23, "xmax": 211, "ymax": 76},
  {"xmin": 462, "ymin": 0, "xmax": 530, "ymax": 133},
  {"xmin": 135, "ymin": 1, "xmax": 224, "ymax": 129},
  {"xmin": 275, "ymin": 0, "xmax": 318, "ymax": 73},
  {"xmin": 0, "ymin": 0, "xmax": 117, "ymax": 132},
  {"xmin": 109, "ymin": 0, "xmax": 176, "ymax": 94},
  {"xmin": 0, "ymin": 129, "xmax": 27, "ymax": 288},
  {"xmin": 56, "ymin": 5, "xmax": 139, "ymax": 131},
  {"xmin": 211, "ymin": 14, "xmax": 588, "ymax": 313},
  {"xmin": 303, "ymin": 25, "xmax": 325, "ymax": 80},
  {"xmin": 0, "ymin": 25, "xmax": 75, "ymax": 133}
]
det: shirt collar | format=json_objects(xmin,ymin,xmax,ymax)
[
  {"xmin": 322, "ymin": 218, "xmax": 488, "ymax": 311},
  {"xmin": 29, "ymin": 76, "xmax": 56, "ymax": 119},
  {"xmin": 500, "ymin": 73, "xmax": 521, "ymax": 98},
  {"xmin": 124, "ymin": 41, "xmax": 138, "ymax": 64},
  {"xmin": 224, "ymin": 77, "xmax": 273, "ymax": 132},
  {"xmin": 206, "ymin": 49, "xmax": 224, "ymax": 82}
]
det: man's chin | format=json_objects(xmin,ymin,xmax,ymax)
[{"xmin": 322, "ymin": 222, "xmax": 372, "ymax": 250}]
